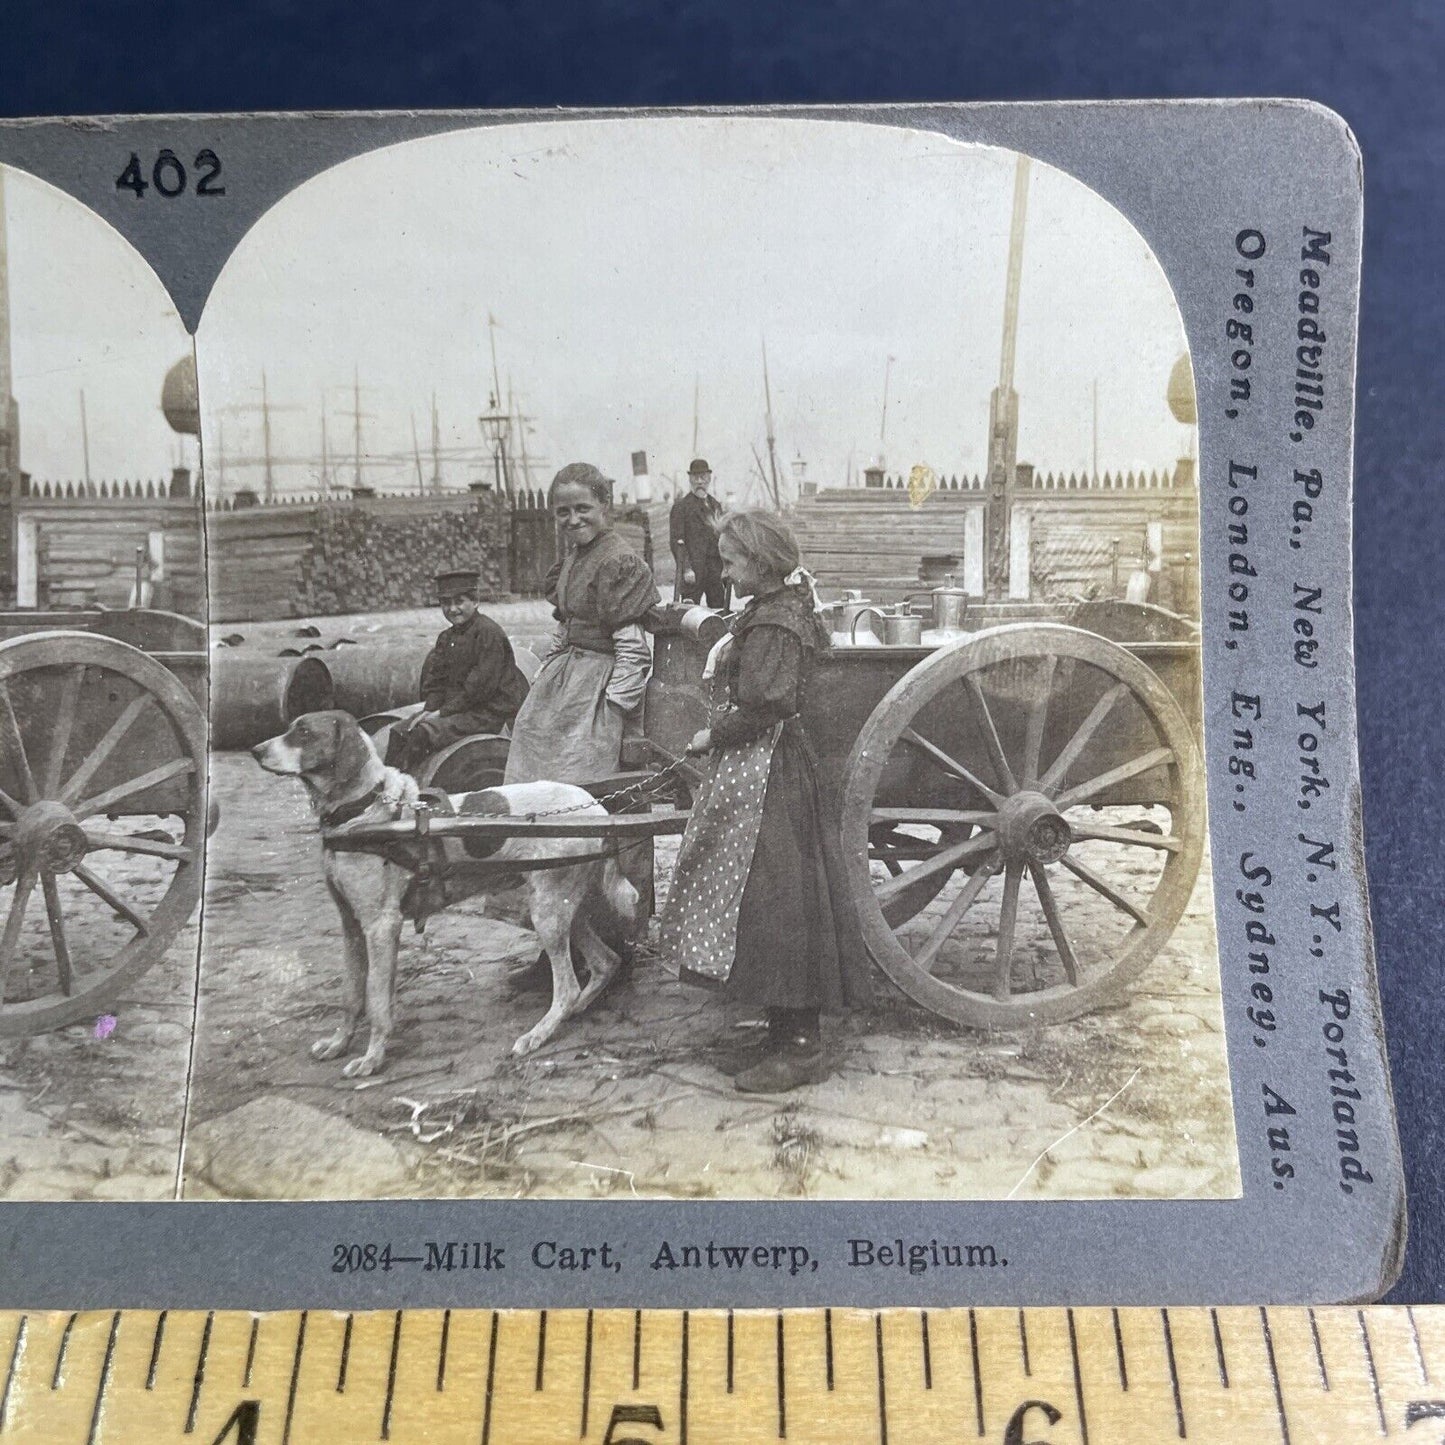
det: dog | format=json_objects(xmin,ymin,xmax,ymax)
[{"xmin": 251, "ymin": 710, "xmax": 637, "ymax": 1075}]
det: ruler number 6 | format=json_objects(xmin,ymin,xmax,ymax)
[
  {"xmin": 116, "ymin": 149, "xmax": 225, "ymax": 199},
  {"xmin": 603, "ymin": 1403, "xmax": 665, "ymax": 1443}
]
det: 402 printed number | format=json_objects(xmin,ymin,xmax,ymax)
[{"xmin": 115, "ymin": 149, "xmax": 224, "ymax": 199}]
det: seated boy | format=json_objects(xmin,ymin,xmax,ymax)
[{"xmin": 386, "ymin": 568, "xmax": 530, "ymax": 775}]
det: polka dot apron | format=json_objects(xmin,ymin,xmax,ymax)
[{"xmin": 660, "ymin": 637, "xmax": 781, "ymax": 984}]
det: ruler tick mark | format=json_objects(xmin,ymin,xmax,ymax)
[
  {"xmin": 1260, "ymin": 1308, "xmax": 1291, "ymax": 1445},
  {"xmin": 1357, "ymin": 1310, "xmax": 1386, "ymax": 1436},
  {"xmin": 1307, "ymin": 1308, "xmax": 1329, "ymax": 1390},
  {"xmin": 920, "ymin": 1310, "xmax": 932, "ymax": 1390},
  {"xmin": 480, "ymin": 1311, "xmax": 499, "ymax": 1445},
  {"xmin": 875, "ymin": 1313, "xmax": 888, "ymax": 1445},
  {"xmin": 185, "ymin": 1310, "xmax": 214, "ymax": 1434},
  {"xmin": 776, "ymin": 1311, "xmax": 787, "ymax": 1439},
  {"xmin": 1112, "ymin": 1307, "xmax": 1128, "ymax": 1391},
  {"xmin": 821, "ymin": 1309, "xmax": 830, "ymax": 1393},
  {"xmin": 1161, "ymin": 1308, "xmax": 1185, "ymax": 1439},
  {"xmin": 52, "ymin": 1312, "xmax": 77, "ymax": 1390},
  {"xmin": 1409, "ymin": 1305, "xmax": 1430, "ymax": 1383},
  {"xmin": 969, "ymin": 1309, "xmax": 984, "ymax": 1436},
  {"xmin": 581, "ymin": 1309, "xmax": 594, "ymax": 1439},
  {"xmin": 1210, "ymin": 1308, "xmax": 1229, "ymax": 1388},
  {"xmin": 146, "ymin": 1312, "xmax": 166, "ymax": 1392},
  {"xmin": 1018, "ymin": 1309, "xmax": 1031, "ymax": 1377},
  {"xmin": 85, "ymin": 1312, "xmax": 120, "ymax": 1445},
  {"xmin": 1067, "ymin": 1308, "xmax": 1090, "ymax": 1445},
  {"xmin": 633, "ymin": 1308, "xmax": 642, "ymax": 1391},
  {"xmin": 534, "ymin": 1309, "xmax": 546, "ymax": 1392},
  {"xmin": 337, "ymin": 1313, "xmax": 353, "ymax": 1393},
  {"xmin": 0, "ymin": 1315, "xmax": 26, "ymax": 1430},
  {"xmin": 243, "ymin": 1317, "xmax": 259, "ymax": 1389},
  {"xmin": 281, "ymin": 1311, "xmax": 308, "ymax": 1445},
  {"xmin": 680, "ymin": 1310, "xmax": 690, "ymax": 1445},
  {"xmin": 381, "ymin": 1309, "xmax": 402, "ymax": 1440},
  {"xmin": 437, "ymin": 1309, "xmax": 451, "ymax": 1392}
]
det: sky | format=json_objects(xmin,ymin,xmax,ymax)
[
  {"xmin": 1, "ymin": 165, "xmax": 194, "ymax": 486},
  {"xmin": 5, "ymin": 118, "xmax": 1193, "ymax": 504}
]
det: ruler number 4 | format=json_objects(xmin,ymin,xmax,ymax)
[
  {"xmin": 206, "ymin": 1399, "xmax": 261, "ymax": 1445},
  {"xmin": 602, "ymin": 1403, "xmax": 665, "ymax": 1443}
]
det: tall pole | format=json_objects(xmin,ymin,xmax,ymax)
[
  {"xmin": 691, "ymin": 374, "xmax": 700, "ymax": 456},
  {"xmin": 319, "ymin": 397, "xmax": 331, "ymax": 498},
  {"xmin": 880, "ymin": 355, "xmax": 895, "ymax": 447},
  {"xmin": 79, "ymin": 390, "xmax": 92, "ymax": 493},
  {"xmin": 0, "ymin": 168, "xmax": 16, "ymax": 513},
  {"xmin": 487, "ymin": 313, "xmax": 503, "ymax": 418},
  {"xmin": 761, "ymin": 338, "xmax": 782, "ymax": 509},
  {"xmin": 410, "ymin": 412, "xmax": 424, "ymax": 491},
  {"xmin": 261, "ymin": 370, "xmax": 275, "ymax": 503},
  {"xmin": 352, "ymin": 366, "xmax": 362, "ymax": 493},
  {"xmin": 430, "ymin": 392, "xmax": 442, "ymax": 494},
  {"xmin": 217, "ymin": 417, "xmax": 227, "ymax": 497}
]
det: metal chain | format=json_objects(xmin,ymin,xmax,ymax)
[{"xmin": 518, "ymin": 753, "xmax": 696, "ymax": 821}]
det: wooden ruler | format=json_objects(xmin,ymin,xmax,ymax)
[{"xmin": 0, "ymin": 1306, "xmax": 1441, "ymax": 1443}]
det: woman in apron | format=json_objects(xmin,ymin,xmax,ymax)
[
  {"xmin": 661, "ymin": 510, "xmax": 870, "ymax": 1094},
  {"xmin": 505, "ymin": 462, "xmax": 660, "ymax": 785}
]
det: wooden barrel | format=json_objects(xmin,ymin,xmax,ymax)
[
  {"xmin": 211, "ymin": 653, "xmax": 335, "ymax": 750},
  {"xmin": 324, "ymin": 642, "xmax": 426, "ymax": 718}
]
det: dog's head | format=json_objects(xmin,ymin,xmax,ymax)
[{"xmin": 252, "ymin": 710, "xmax": 377, "ymax": 787}]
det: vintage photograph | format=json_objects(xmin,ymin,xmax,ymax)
[
  {"xmin": 186, "ymin": 117, "xmax": 1238, "ymax": 1202},
  {"xmin": 0, "ymin": 163, "xmax": 205, "ymax": 1199}
]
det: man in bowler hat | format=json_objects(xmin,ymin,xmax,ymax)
[
  {"xmin": 385, "ymin": 568, "xmax": 530, "ymax": 776},
  {"xmin": 669, "ymin": 459, "xmax": 729, "ymax": 607}
]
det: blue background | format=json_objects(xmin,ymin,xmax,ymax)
[{"xmin": 1, "ymin": 1, "xmax": 1440, "ymax": 1302}]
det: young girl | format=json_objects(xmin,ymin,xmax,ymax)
[
  {"xmin": 505, "ymin": 462, "xmax": 660, "ymax": 785},
  {"xmin": 661, "ymin": 510, "xmax": 869, "ymax": 1093}
]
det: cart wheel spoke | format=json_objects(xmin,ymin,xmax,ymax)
[
  {"xmin": 900, "ymin": 728, "xmax": 1006, "ymax": 807},
  {"xmin": 0, "ymin": 683, "xmax": 38, "ymax": 805},
  {"xmin": 992, "ymin": 861, "xmax": 1023, "ymax": 1001},
  {"xmin": 84, "ymin": 829, "xmax": 195, "ymax": 863},
  {"xmin": 1068, "ymin": 820, "xmax": 1182, "ymax": 853},
  {"xmin": 870, "ymin": 807, "xmax": 997, "ymax": 828},
  {"xmin": 1030, "ymin": 861, "xmax": 1079, "ymax": 985},
  {"xmin": 58, "ymin": 693, "xmax": 157, "ymax": 807},
  {"xmin": 1020, "ymin": 654, "xmax": 1059, "ymax": 789},
  {"xmin": 911, "ymin": 861, "xmax": 997, "ymax": 974},
  {"xmin": 874, "ymin": 830, "xmax": 996, "ymax": 904},
  {"xmin": 1053, "ymin": 746, "xmax": 1174, "ymax": 810},
  {"xmin": 73, "ymin": 863, "xmax": 150, "ymax": 936},
  {"xmin": 43, "ymin": 665, "xmax": 85, "ymax": 798},
  {"xmin": 964, "ymin": 674, "xmax": 1018, "ymax": 794},
  {"xmin": 1038, "ymin": 681, "xmax": 1128, "ymax": 794},
  {"xmin": 1060, "ymin": 852, "xmax": 1151, "ymax": 927},
  {"xmin": 39, "ymin": 872, "xmax": 73, "ymax": 996},
  {"xmin": 0, "ymin": 869, "xmax": 38, "ymax": 1003},
  {"xmin": 71, "ymin": 757, "xmax": 194, "ymax": 822}
]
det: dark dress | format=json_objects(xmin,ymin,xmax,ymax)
[{"xmin": 663, "ymin": 584, "xmax": 870, "ymax": 1013}]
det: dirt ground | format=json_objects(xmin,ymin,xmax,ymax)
[{"xmin": 0, "ymin": 601, "xmax": 1243, "ymax": 1203}]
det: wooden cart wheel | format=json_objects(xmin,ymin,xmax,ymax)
[
  {"xmin": 841, "ymin": 623, "xmax": 1205, "ymax": 1027},
  {"xmin": 418, "ymin": 734, "xmax": 511, "ymax": 794},
  {"xmin": 0, "ymin": 633, "xmax": 206, "ymax": 1034}
]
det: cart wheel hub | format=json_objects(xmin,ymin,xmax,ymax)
[
  {"xmin": 995, "ymin": 790, "xmax": 1072, "ymax": 865},
  {"xmin": 14, "ymin": 801, "xmax": 88, "ymax": 874}
]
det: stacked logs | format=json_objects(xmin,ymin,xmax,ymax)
[{"xmin": 295, "ymin": 503, "xmax": 507, "ymax": 616}]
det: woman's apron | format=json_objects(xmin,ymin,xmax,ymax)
[{"xmin": 660, "ymin": 635, "xmax": 780, "ymax": 983}]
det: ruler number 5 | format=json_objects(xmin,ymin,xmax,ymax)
[
  {"xmin": 603, "ymin": 1403, "xmax": 665, "ymax": 1443},
  {"xmin": 1409, "ymin": 1401, "xmax": 1445, "ymax": 1437}
]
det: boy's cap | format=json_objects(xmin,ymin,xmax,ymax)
[{"xmin": 435, "ymin": 569, "xmax": 480, "ymax": 599}]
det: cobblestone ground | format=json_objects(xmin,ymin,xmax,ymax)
[{"xmin": 183, "ymin": 747, "xmax": 1239, "ymax": 1202}]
